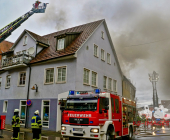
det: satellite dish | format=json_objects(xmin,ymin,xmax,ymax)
[{"xmin": 28, "ymin": 47, "xmax": 35, "ymax": 55}]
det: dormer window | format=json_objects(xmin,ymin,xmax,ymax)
[
  {"xmin": 57, "ymin": 38, "xmax": 65, "ymax": 50},
  {"xmin": 23, "ymin": 36, "xmax": 28, "ymax": 45}
]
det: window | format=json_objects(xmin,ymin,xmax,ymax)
[
  {"xmin": 101, "ymin": 31, "xmax": 104, "ymax": 39},
  {"xmin": 115, "ymin": 99, "xmax": 119, "ymax": 113},
  {"xmin": 83, "ymin": 68, "xmax": 90, "ymax": 85},
  {"xmin": 0, "ymin": 77, "xmax": 2, "ymax": 88},
  {"xmin": 57, "ymin": 66, "xmax": 67, "ymax": 83},
  {"xmin": 23, "ymin": 36, "xmax": 28, "ymax": 45},
  {"xmin": 101, "ymin": 49, "xmax": 105, "ymax": 61},
  {"xmin": 99, "ymin": 97, "xmax": 109, "ymax": 112},
  {"xmin": 108, "ymin": 78, "xmax": 112, "ymax": 91},
  {"xmin": 94, "ymin": 44, "xmax": 98, "ymax": 57},
  {"xmin": 111, "ymin": 98, "xmax": 114, "ymax": 113},
  {"xmin": 107, "ymin": 53, "xmax": 111, "ymax": 64},
  {"xmin": 19, "ymin": 72, "xmax": 26, "ymax": 86},
  {"xmin": 42, "ymin": 101, "xmax": 50, "ymax": 127},
  {"xmin": 45, "ymin": 68, "xmax": 54, "ymax": 84},
  {"xmin": 6, "ymin": 75, "xmax": 11, "ymax": 88},
  {"xmin": 20, "ymin": 101, "xmax": 26, "ymax": 125},
  {"xmin": 91, "ymin": 71, "xmax": 97, "ymax": 87},
  {"xmin": 57, "ymin": 38, "xmax": 65, "ymax": 50},
  {"xmin": 3, "ymin": 101, "xmax": 8, "ymax": 113},
  {"xmin": 113, "ymin": 80, "xmax": 117, "ymax": 92},
  {"xmin": 103, "ymin": 76, "xmax": 107, "ymax": 89}
]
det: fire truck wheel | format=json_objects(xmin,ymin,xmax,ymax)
[{"xmin": 106, "ymin": 130, "xmax": 114, "ymax": 140}]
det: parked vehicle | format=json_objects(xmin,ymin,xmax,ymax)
[{"xmin": 61, "ymin": 89, "xmax": 136, "ymax": 140}]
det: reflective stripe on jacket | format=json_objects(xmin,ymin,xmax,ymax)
[
  {"xmin": 31, "ymin": 115, "xmax": 42, "ymax": 129},
  {"xmin": 12, "ymin": 115, "xmax": 20, "ymax": 128}
]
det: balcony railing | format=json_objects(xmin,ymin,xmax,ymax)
[{"xmin": 2, "ymin": 53, "xmax": 32, "ymax": 68}]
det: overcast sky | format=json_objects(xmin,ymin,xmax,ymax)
[{"xmin": 1, "ymin": 0, "xmax": 170, "ymax": 107}]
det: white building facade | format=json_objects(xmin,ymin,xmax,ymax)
[{"xmin": 0, "ymin": 19, "xmax": 123, "ymax": 131}]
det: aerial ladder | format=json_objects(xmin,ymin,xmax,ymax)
[{"xmin": 0, "ymin": 1, "xmax": 48, "ymax": 43}]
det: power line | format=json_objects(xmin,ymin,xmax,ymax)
[{"xmin": 128, "ymin": 38, "xmax": 170, "ymax": 47}]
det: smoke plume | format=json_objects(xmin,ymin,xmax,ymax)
[{"xmin": 39, "ymin": 0, "xmax": 170, "ymax": 106}]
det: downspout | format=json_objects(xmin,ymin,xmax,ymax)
[{"xmin": 25, "ymin": 65, "xmax": 31, "ymax": 128}]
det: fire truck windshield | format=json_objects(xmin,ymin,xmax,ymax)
[{"xmin": 65, "ymin": 99, "xmax": 98, "ymax": 111}]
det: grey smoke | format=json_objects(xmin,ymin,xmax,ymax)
[
  {"xmin": 39, "ymin": 0, "xmax": 170, "ymax": 105},
  {"xmin": 40, "ymin": 0, "xmax": 67, "ymax": 31}
]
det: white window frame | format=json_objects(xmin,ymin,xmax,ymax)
[
  {"xmin": 56, "ymin": 66, "xmax": 67, "ymax": 83},
  {"xmin": 18, "ymin": 71, "xmax": 26, "ymax": 86},
  {"xmin": 6, "ymin": 75, "xmax": 11, "ymax": 88},
  {"xmin": 108, "ymin": 78, "xmax": 112, "ymax": 91},
  {"xmin": 91, "ymin": 71, "xmax": 98, "ymax": 87},
  {"xmin": 57, "ymin": 38, "xmax": 65, "ymax": 50},
  {"xmin": 3, "ymin": 100, "xmax": 8, "ymax": 113},
  {"xmin": 44, "ymin": 68, "xmax": 54, "ymax": 84},
  {"xmin": 101, "ymin": 49, "xmax": 105, "ymax": 61},
  {"xmin": 113, "ymin": 79, "xmax": 117, "ymax": 92},
  {"xmin": 41, "ymin": 100, "xmax": 50, "ymax": 128},
  {"xmin": 83, "ymin": 68, "xmax": 90, "ymax": 86},
  {"xmin": 94, "ymin": 44, "xmax": 99, "ymax": 57},
  {"xmin": 101, "ymin": 31, "xmax": 104, "ymax": 39},
  {"xmin": 19, "ymin": 100, "xmax": 27, "ymax": 126},
  {"xmin": 23, "ymin": 36, "xmax": 28, "ymax": 45},
  {"xmin": 107, "ymin": 53, "xmax": 111, "ymax": 64},
  {"xmin": 0, "ymin": 77, "xmax": 2, "ymax": 89},
  {"xmin": 103, "ymin": 76, "xmax": 107, "ymax": 89}
]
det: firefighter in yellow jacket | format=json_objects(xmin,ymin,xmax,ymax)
[
  {"xmin": 12, "ymin": 109, "xmax": 20, "ymax": 140},
  {"xmin": 31, "ymin": 110, "xmax": 42, "ymax": 140}
]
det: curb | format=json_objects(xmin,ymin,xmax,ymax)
[
  {"xmin": 137, "ymin": 134, "xmax": 170, "ymax": 137},
  {"xmin": 4, "ymin": 128, "xmax": 13, "ymax": 132},
  {"xmin": 4, "ymin": 128, "xmax": 62, "ymax": 138}
]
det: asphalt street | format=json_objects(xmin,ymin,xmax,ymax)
[{"xmin": 1, "ymin": 129, "xmax": 170, "ymax": 140}]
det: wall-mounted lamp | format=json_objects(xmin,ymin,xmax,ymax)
[{"xmin": 31, "ymin": 84, "xmax": 38, "ymax": 92}]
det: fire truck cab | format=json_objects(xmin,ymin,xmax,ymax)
[{"xmin": 61, "ymin": 89, "xmax": 136, "ymax": 140}]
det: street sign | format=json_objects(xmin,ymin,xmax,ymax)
[{"xmin": 27, "ymin": 99, "xmax": 32, "ymax": 106}]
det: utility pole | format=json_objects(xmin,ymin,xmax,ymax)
[{"xmin": 148, "ymin": 71, "xmax": 159, "ymax": 108}]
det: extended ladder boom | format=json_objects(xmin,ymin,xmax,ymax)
[{"xmin": 0, "ymin": 1, "xmax": 48, "ymax": 43}]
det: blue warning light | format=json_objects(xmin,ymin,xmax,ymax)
[
  {"xmin": 69, "ymin": 90, "xmax": 75, "ymax": 95},
  {"xmin": 90, "ymin": 121, "xmax": 93, "ymax": 124},
  {"xmin": 95, "ymin": 89, "xmax": 100, "ymax": 94}
]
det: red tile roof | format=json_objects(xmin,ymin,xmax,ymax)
[
  {"xmin": 0, "ymin": 40, "xmax": 13, "ymax": 59},
  {"xmin": 26, "ymin": 30, "xmax": 49, "ymax": 45},
  {"xmin": 30, "ymin": 19, "xmax": 104, "ymax": 63}
]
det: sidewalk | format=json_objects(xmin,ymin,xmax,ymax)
[{"xmin": 5, "ymin": 124, "xmax": 62, "ymax": 137}]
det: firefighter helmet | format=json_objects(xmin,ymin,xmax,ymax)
[
  {"xmin": 34, "ymin": 110, "xmax": 39, "ymax": 115},
  {"xmin": 14, "ymin": 109, "xmax": 19, "ymax": 112}
]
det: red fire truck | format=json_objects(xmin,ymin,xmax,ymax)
[{"xmin": 61, "ymin": 89, "xmax": 136, "ymax": 140}]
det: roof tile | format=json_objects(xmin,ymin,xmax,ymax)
[
  {"xmin": 26, "ymin": 30, "xmax": 49, "ymax": 45},
  {"xmin": 0, "ymin": 40, "xmax": 13, "ymax": 59},
  {"xmin": 30, "ymin": 19, "xmax": 104, "ymax": 63}
]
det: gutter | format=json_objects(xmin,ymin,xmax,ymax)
[
  {"xmin": 30, "ymin": 53, "xmax": 75, "ymax": 65},
  {"xmin": 25, "ymin": 65, "xmax": 31, "ymax": 128}
]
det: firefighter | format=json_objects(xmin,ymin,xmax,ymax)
[
  {"xmin": 12, "ymin": 109, "xmax": 20, "ymax": 140},
  {"xmin": 31, "ymin": 110, "xmax": 42, "ymax": 140}
]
